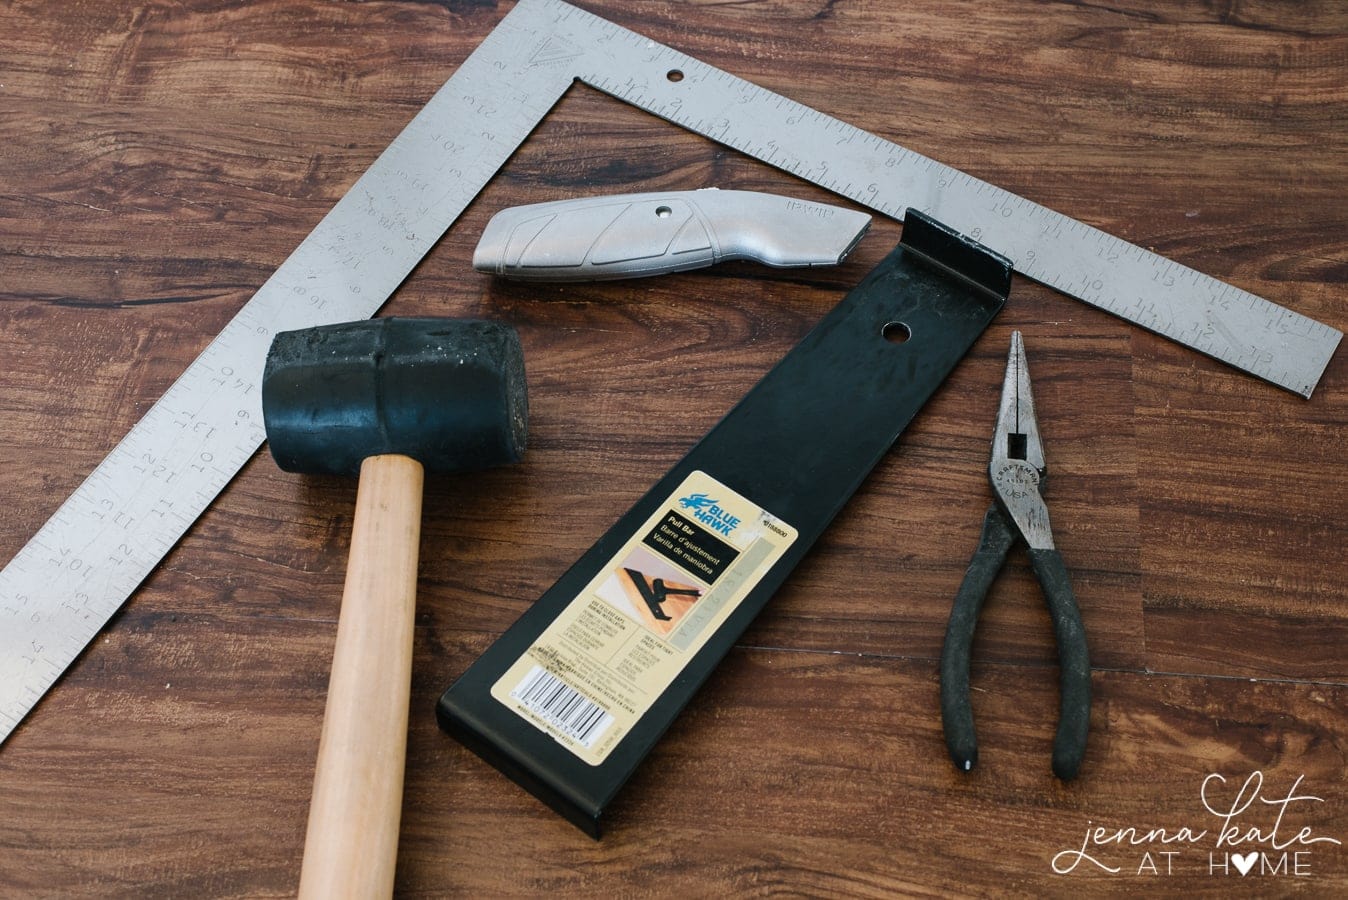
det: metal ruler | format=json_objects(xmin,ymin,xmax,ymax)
[{"xmin": 1, "ymin": 0, "xmax": 1340, "ymax": 746}]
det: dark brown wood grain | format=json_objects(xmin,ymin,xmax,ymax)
[{"xmin": 1, "ymin": 0, "xmax": 1344, "ymax": 895}]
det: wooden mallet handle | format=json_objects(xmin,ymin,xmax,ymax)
[
  {"xmin": 261, "ymin": 317, "xmax": 528, "ymax": 895},
  {"xmin": 298, "ymin": 454, "xmax": 424, "ymax": 900}
]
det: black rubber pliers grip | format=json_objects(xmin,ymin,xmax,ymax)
[{"xmin": 939, "ymin": 503, "xmax": 1091, "ymax": 780}]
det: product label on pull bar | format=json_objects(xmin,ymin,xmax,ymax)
[{"xmin": 491, "ymin": 470, "xmax": 797, "ymax": 765}]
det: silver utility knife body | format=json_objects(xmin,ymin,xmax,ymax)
[{"xmin": 472, "ymin": 188, "xmax": 871, "ymax": 281}]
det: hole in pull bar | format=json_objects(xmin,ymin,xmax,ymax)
[
  {"xmin": 882, "ymin": 321, "xmax": 912, "ymax": 345},
  {"xmin": 655, "ymin": 205, "xmax": 672, "ymax": 218}
]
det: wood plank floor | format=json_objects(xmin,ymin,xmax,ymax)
[{"xmin": 1, "ymin": 1, "xmax": 1344, "ymax": 895}]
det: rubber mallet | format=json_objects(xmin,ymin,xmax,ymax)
[{"xmin": 262, "ymin": 317, "xmax": 527, "ymax": 899}]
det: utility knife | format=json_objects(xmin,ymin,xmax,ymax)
[{"xmin": 472, "ymin": 188, "xmax": 871, "ymax": 281}]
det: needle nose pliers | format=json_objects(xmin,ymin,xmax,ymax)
[{"xmin": 939, "ymin": 331, "xmax": 1091, "ymax": 780}]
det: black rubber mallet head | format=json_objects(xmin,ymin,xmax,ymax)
[
  {"xmin": 263, "ymin": 316, "xmax": 527, "ymax": 478},
  {"xmin": 261, "ymin": 316, "xmax": 526, "ymax": 899}
]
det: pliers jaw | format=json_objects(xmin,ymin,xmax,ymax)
[{"xmin": 989, "ymin": 331, "xmax": 1055, "ymax": 551}]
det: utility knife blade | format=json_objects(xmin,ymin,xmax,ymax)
[{"xmin": 472, "ymin": 188, "xmax": 871, "ymax": 281}]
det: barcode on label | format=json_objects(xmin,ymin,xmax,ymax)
[{"xmin": 510, "ymin": 665, "xmax": 614, "ymax": 749}]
